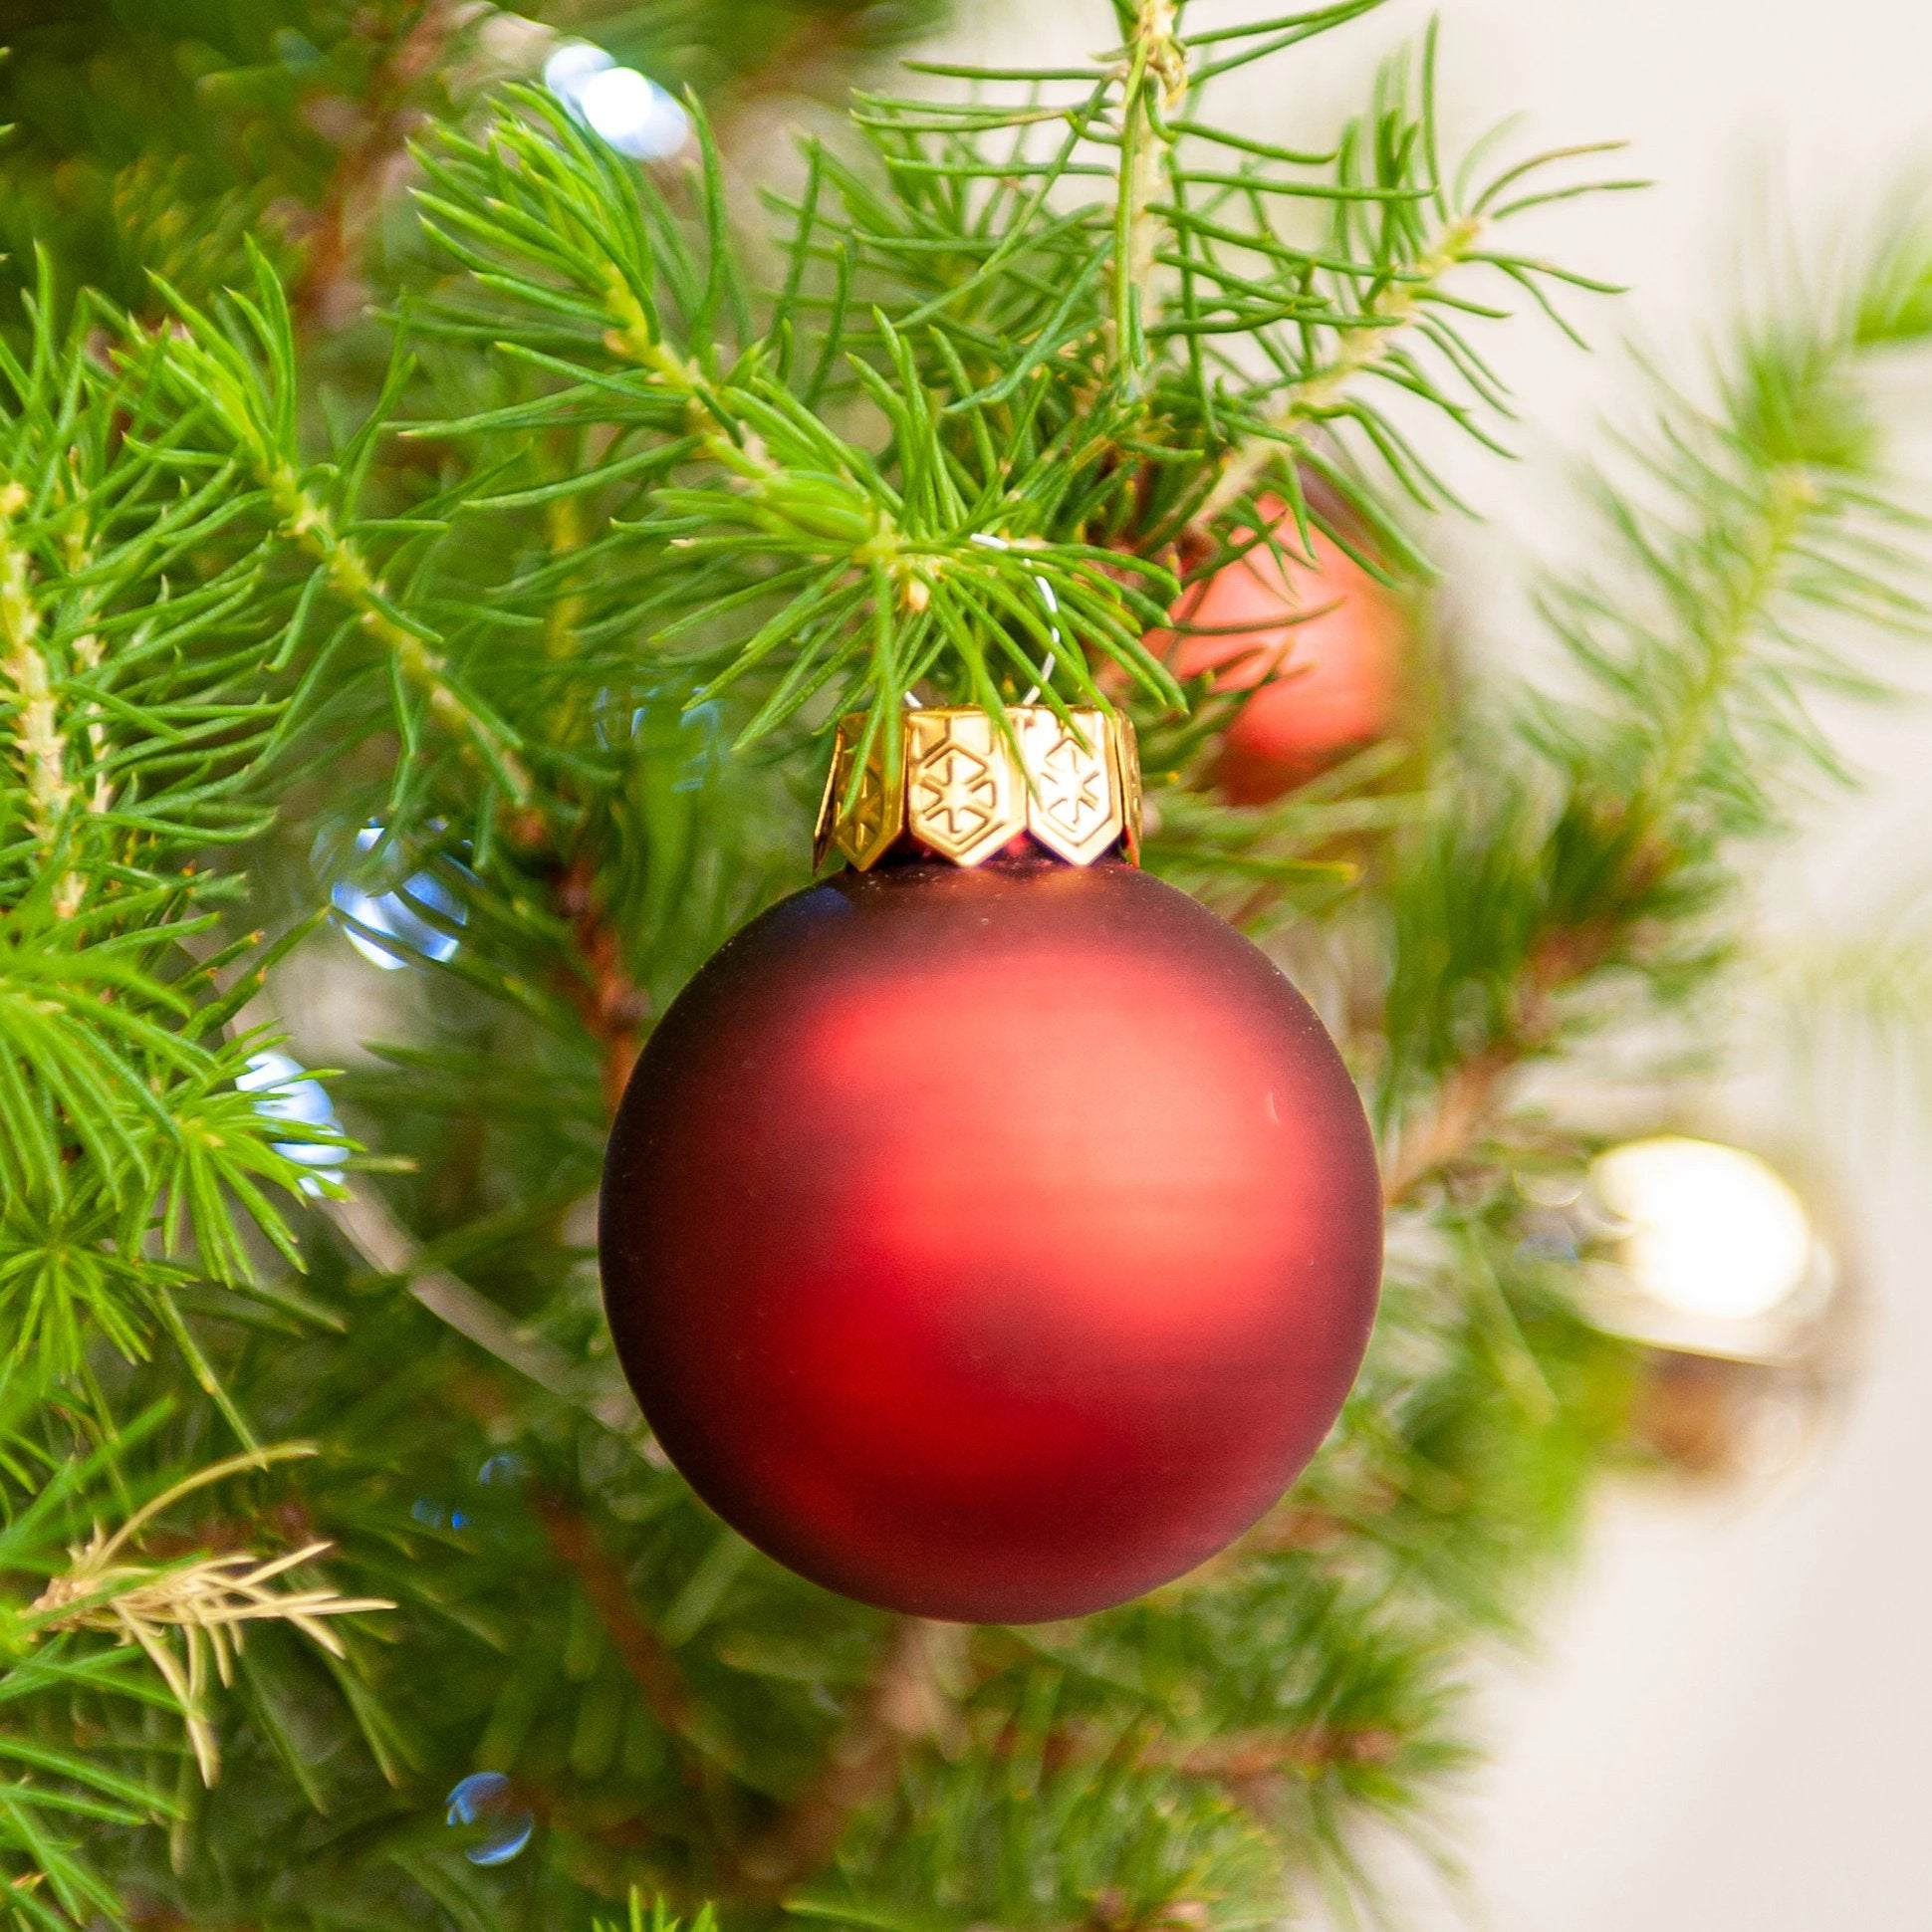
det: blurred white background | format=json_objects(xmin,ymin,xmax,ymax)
[{"xmin": 917, "ymin": 3, "xmax": 1932, "ymax": 1925}]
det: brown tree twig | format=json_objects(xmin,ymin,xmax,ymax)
[
  {"xmin": 534, "ymin": 1488, "xmax": 704, "ymax": 1761},
  {"xmin": 1033, "ymin": 1719, "xmax": 1400, "ymax": 1796},
  {"xmin": 293, "ymin": 0, "xmax": 466, "ymax": 334},
  {"xmin": 1167, "ymin": 1723, "xmax": 1398, "ymax": 1779},
  {"xmin": 992, "ymin": 1709, "xmax": 1401, "ymax": 1786},
  {"xmin": 729, "ymin": 1616, "xmax": 966, "ymax": 1900},
  {"xmin": 323, "ymin": 1180, "xmax": 640, "ymax": 1434},
  {"xmin": 1380, "ymin": 1051, "xmax": 1514, "ymax": 1206},
  {"xmin": 1376, "ymin": 909, "xmax": 1630, "ymax": 1205},
  {"xmin": 548, "ymin": 849, "xmax": 650, "ymax": 1116}
]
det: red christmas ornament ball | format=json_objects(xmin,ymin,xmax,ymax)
[
  {"xmin": 600, "ymin": 849, "xmax": 1382, "ymax": 1622},
  {"xmin": 1156, "ymin": 497, "xmax": 1405, "ymax": 804}
]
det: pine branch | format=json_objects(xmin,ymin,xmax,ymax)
[
  {"xmin": 552, "ymin": 853, "xmax": 653, "ymax": 1115},
  {"xmin": 410, "ymin": 88, "xmax": 1182, "ymax": 763},
  {"xmin": 0, "ymin": 483, "xmax": 80, "ymax": 905},
  {"xmin": 1170, "ymin": 35, "xmax": 1636, "ymax": 552},
  {"xmin": 0, "ymin": 1411, "xmax": 395, "ymax": 1923},
  {"xmin": 0, "ymin": 274, "xmax": 353, "ymax": 1405},
  {"xmin": 1377, "ymin": 209, "xmax": 1932, "ymax": 1169},
  {"xmin": 152, "ymin": 255, "xmax": 536, "ymax": 806},
  {"xmin": 1188, "ymin": 208, "xmax": 1486, "ymax": 535},
  {"xmin": 1108, "ymin": 0, "xmax": 1191, "ymax": 392}
]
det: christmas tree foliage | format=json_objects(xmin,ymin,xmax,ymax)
[{"xmin": 3, "ymin": 0, "xmax": 1929, "ymax": 1925}]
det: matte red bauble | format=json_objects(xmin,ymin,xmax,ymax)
[
  {"xmin": 1155, "ymin": 496, "xmax": 1405, "ymax": 805},
  {"xmin": 600, "ymin": 771, "xmax": 1383, "ymax": 1620}
]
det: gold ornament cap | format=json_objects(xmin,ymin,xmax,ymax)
[{"xmin": 814, "ymin": 705, "xmax": 1143, "ymax": 872}]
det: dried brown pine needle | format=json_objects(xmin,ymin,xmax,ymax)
[{"xmin": 29, "ymin": 1445, "xmax": 392, "ymax": 1785}]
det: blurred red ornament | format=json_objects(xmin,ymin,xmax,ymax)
[
  {"xmin": 1157, "ymin": 497, "xmax": 1405, "ymax": 804},
  {"xmin": 600, "ymin": 848, "xmax": 1382, "ymax": 1623}
]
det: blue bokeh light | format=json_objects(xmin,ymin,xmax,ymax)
[
  {"xmin": 237, "ymin": 1050, "xmax": 347, "ymax": 1190},
  {"xmin": 445, "ymin": 1771, "xmax": 534, "ymax": 1867},
  {"xmin": 332, "ymin": 826, "xmax": 466, "ymax": 971}
]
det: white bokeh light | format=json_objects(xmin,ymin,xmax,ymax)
[
  {"xmin": 1593, "ymin": 1136, "xmax": 1817, "ymax": 1324},
  {"xmin": 238, "ymin": 1049, "xmax": 346, "ymax": 1189},
  {"xmin": 542, "ymin": 40, "xmax": 691, "ymax": 162},
  {"xmin": 540, "ymin": 39, "xmax": 610, "ymax": 98}
]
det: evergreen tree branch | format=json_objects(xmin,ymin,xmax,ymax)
[
  {"xmin": 552, "ymin": 852, "xmax": 653, "ymax": 1116},
  {"xmin": 1188, "ymin": 209, "xmax": 1486, "ymax": 535},
  {"xmin": 1108, "ymin": 0, "xmax": 1190, "ymax": 393},
  {"xmin": 0, "ymin": 1418, "xmax": 388, "ymax": 1920},
  {"xmin": 1377, "ymin": 208, "xmax": 1932, "ymax": 1164},
  {"xmin": 152, "ymin": 257, "xmax": 536, "ymax": 806},
  {"xmin": 0, "ymin": 278, "xmax": 351, "ymax": 1404},
  {"xmin": 0, "ymin": 485, "xmax": 78, "ymax": 881}
]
